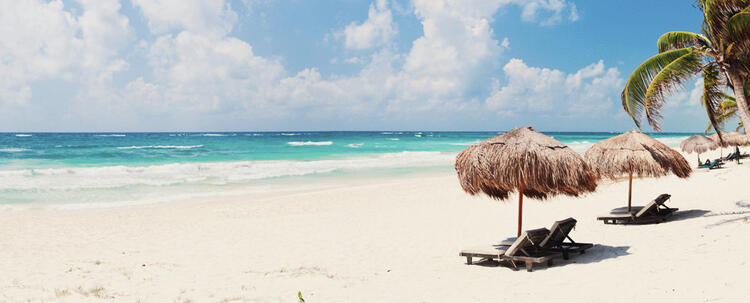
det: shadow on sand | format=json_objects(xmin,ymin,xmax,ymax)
[
  {"xmin": 703, "ymin": 201, "xmax": 750, "ymax": 227},
  {"xmin": 670, "ymin": 209, "xmax": 711, "ymax": 222},
  {"xmin": 471, "ymin": 244, "xmax": 630, "ymax": 271}
]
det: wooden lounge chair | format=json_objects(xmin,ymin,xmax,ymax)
[
  {"xmin": 538, "ymin": 218, "xmax": 593, "ymax": 259},
  {"xmin": 459, "ymin": 228, "xmax": 560, "ymax": 272},
  {"xmin": 597, "ymin": 194, "xmax": 678, "ymax": 224}
]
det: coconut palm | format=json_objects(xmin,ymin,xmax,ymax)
[
  {"xmin": 622, "ymin": 1, "xmax": 750, "ymax": 138},
  {"xmin": 704, "ymin": 94, "xmax": 744, "ymax": 132}
]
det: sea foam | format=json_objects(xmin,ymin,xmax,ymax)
[
  {"xmin": 0, "ymin": 151, "xmax": 455, "ymax": 192},
  {"xmin": 0, "ymin": 148, "xmax": 29, "ymax": 152},
  {"xmin": 117, "ymin": 145, "xmax": 203, "ymax": 150},
  {"xmin": 287, "ymin": 141, "xmax": 333, "ymax": 146}
]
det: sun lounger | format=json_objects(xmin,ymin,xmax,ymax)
[
  {"xmin": 596, "ymin": 194, "xmax": 678, "ymax": 224},
  {"xmin": 699, "ymin": 159, "xmax": 723, "ymax": 169},
  {"xmin": 538, "ymin": 218, "xmax": 593, "ymax": 259},
  {"xmin": 459, "ymin": 228, "xmax": 560, "ymax": 272}
]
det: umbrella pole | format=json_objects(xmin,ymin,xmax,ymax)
[
  {"xmin": 517, "ymin": 184, "xmax": 523, "ymax": 237},
  {"xmin": 698, "ymin": 154, "xmax": 701, "ymax": 166},
  {"xmin": 628, "ymin": 172, "xmax": 633, "ymax": 212}
]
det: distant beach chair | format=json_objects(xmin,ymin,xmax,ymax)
[
  {"xmin": 460, "ymin": 228, "xmax": 559, "ymax": 272},
  {"xmin": 724, "ymin": 152, "xmax": 738, "ymax": 161},
  {"xmin": 597, "ymin": 194, "xmax": 678, "ymax": 224},
  {"xmin": 459, "ymin": 218, "xmax": 592, "ymax": 271},
  {"xmin": 699, "ymin": 159, "xmax": 723, "ymax": 169}
]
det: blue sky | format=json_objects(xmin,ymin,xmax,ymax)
[{"xmin": 0, "ymin": 0, "xmax": 723, "ymax": 132}]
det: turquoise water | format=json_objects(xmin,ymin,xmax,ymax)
[{"xmin": 0, "ymin": 131, "xmax": 695, "ymax": 206}]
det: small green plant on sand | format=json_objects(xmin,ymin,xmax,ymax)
[{"xmin": 298, "ymin": 291, "xmax": 305, "ymax": 302}]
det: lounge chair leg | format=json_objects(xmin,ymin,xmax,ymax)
[
  {"xmin": 466, "ymin": 256, "xmax": 472, "ymax": 265},
  {"xmin": 525, "ymin": 262, "xmax": 533, "ymax": 272},
  {"xmin": 547, "ymin": 259, "xmax": 553, "ymax": 266},
  {"xmin": 561, "ymin": 248, "xmax": 569, "ymax": 260}
]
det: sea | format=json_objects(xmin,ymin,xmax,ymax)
[{"xmin": 0, "ymin": 131, "xmax": 695, "ymax": 208}]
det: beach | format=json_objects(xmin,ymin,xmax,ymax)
[{"xmin": 1, "ymin": 148, "xmax": 749, "ymax": 302}]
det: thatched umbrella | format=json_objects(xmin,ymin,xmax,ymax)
[
  {"xmin": 585, "ymin": 130, "xmax": 691, "ymax": 212},
  {"xmin": 455, "ymin": 126, "xmax": 599, "ymax": 236},
  {"xmin": 709, "ymin": 131, "xmax": 750, "ymax": 148},
  {"xmin": 680, "ymin": 135, "xmax": 717, "ymax": 165},
  {"xmin": 710, "ymin": 131, "xmax": 750, "ymax": 161}
]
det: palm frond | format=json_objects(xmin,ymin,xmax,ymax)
[
  {"xmin": 657, "ymin": 31, "xmax": 711, "ymax": 52},
  {"xmin": 621, "ymin": 48, "xmax": 699, "ymax": 129},
  {"xmin": 643, "ymin": 50, "xmax": 704, "ymax": 130},
  {"xmin": 702, "ymin": 65, "xmax": 727, "ymax": 141}
]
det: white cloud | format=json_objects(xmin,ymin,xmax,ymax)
[
  {"xmin": 485, "ymin": 59, "xmax": 623, "ymax": 116},
  {"xmin": 518, "ymin": 0, "xmax": 577, "ymax": 26},
  {"xmin": 569, "ymin": 3, "xmax": 579, "ymax": 22},
  {"xmin": 342, "ymin": 0, "xmax": 397, "ymax": 50},
  {"xmin": 501, "ymin": 37, "xmax": 511, "ymax": 49},
  {"xmin": 0, "ymin": 0, "xmax": 131, "ymax": 107},
  {"xmin": 131, "ymin": 0, "xmax": 238, "ymax": 36},
  {"xmin": 0, "ymin": 0, "xmax": 588, "ymax": 130}
]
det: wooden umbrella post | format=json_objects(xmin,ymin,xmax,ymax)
[
  {"xmin": 628, "ymin": 171, "xmax": 633, "ymax": 212},
  {"xmin": 517, "ymin": 184, "xmax": 524, "ymax": 237}
]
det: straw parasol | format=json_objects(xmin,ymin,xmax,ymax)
[
  {"xmin": 680, "ymin": 135, "xmax": 717, "ymax": 165},
  {"xmin": 709, "ymin": 131, "xmax": 750, "ymax": 148},
  {"xmin": 584, "ymin": 130, "xmax": 691, "ymax": 212},
  {"xmin": 455, "ymin": 126, "xmax": 599, "ymax": 236}
]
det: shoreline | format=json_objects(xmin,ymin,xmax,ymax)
[{"xmin": 1, "ymin": 150, "xmax": 749, "ymax": 302}]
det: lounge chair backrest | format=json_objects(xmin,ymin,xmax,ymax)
[
  {"xmin": 654, "ymin": 194, "xmax": 671, "ymax": 206},
  {"xmin": 635, "ymin": 199, "xmax": 662, "ymax": 218},
  {"xmin": 505, "ymin": 228, "xmax": 549, "ymax": 257},
  {"xmin": 539, "ymin": 218, "xmax": 577, "ymax": 248}
]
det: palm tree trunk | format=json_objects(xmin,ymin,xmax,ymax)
[{"xmin": 727, "ymin": 71, "xmax": 750, "ymax": 134}]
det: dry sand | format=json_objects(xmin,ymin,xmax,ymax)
[{"xmin": 1, "ymin": 149, "xmax": 749, "ymax": 302}]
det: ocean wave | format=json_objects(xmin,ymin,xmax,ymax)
[
  {"xmin": 415, "ymin": 134, "xmax": 422, "ymax": 137},
  {"xmin": 0, "ymin": 151, "xmax": 455, "ymax": 191},
  {"xmin": 199, "ymin": 134, "xmax": 227, "ymax": 137},
  {"xmin": 246, "ymin": 134, "xmax": 263, "ymax": 136},
  {"xmin": 655, "ymin": 136, "xmax": 688, "ymax": 149},
  {"xmin": 287, "ymin": 141, "xmax": 333, "ymax": 146},
  {"xmin": 15, "ymin": 134, "xmax": 31, "ymax": 137},
  {"xmin": 388, "ymin": 138, "xmax": 399, "ymax": 141},
  {"xmin": 445, "ymin": 141, "xmax": 478, "ymax": 146},
  {"xmin": 347, "ymin": 143, "xmax": 364, "ymax": 148},
  {"xmin": 0, "ymin": 148, "xmax": 29, "ymax": 152},
  {"xmin": 117, "ymin": 145, "xmax": 203, "ymax": 150},
  {"xmin": 95, "ymin": 134, "xmax": 126, "ymax": 137},
  {"xmin": 281, "ymin": 133, "xmax": 298, "ymax": 136},
  {"xmin": 381, "ymin": 132, "xmax": 393, "ymax": 135}
]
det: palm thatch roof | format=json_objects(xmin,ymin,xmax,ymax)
[
  {"xmin": 680, "ymin": 134, "xmax": 718, "ymax": 154},
  {"xmin": 454, "ymin": 126, "xmax": 598, "ymax": 200},
  {"xmin": 709, "ymin": 131, "xmax": 750, "ymax": 147},
  {"xmin": 584, "ymin": 130, "xmax": 691, "ymax": 179}
]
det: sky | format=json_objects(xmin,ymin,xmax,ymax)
[{"xmin": 0, "ymin": 0, "xmax": 723, "ymax": 132}]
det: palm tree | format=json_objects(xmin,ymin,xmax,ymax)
[
  {"xmin": 622, "ymin": 1, "xmax": 750, "ymax": 138},
  {"xmin": 704, "ymin": 94, "xmax": 743, "ymax": 133}
]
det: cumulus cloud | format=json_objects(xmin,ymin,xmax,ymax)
[
  {"xmin": 485, "ymin": 59, "xmax": 623, "ymax": 116},
  {"xmin": 342, "ymin": 0, "xmax": 397, "ymax": 50},
  {"xmin": 0, "ymin": 0, "xmax": 131, "ymax": 107},
  {"xmin": 517, "ymin": 0, "xmax": 578, "ymax": 26},
  {"xmin": 0, "ymin": 0, "xmax": 591, "ymax": 130},
  {"xmin": 130, "ymin": 0, "xmax": 237, "ymax": 36}
]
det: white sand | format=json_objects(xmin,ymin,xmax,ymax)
[{"xmin": 1, "ymin": 149, "xmax": 750, "ymax": 302}]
